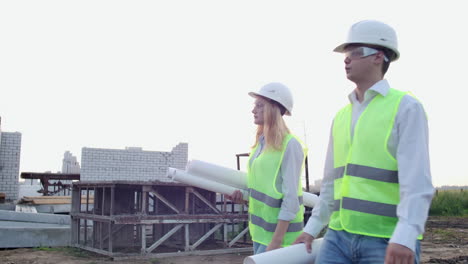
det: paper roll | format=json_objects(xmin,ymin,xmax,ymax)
[
  {"xmin": 186, "ymin": 159, "xmax": 247, "ymax": 189},
  {"xmin": 243, "ymin": 238, "xmax": 323, "ymax": 264},
  {"xmin": 186, "ymin": 160, "xmax": 319, "ymax": 208},
  {"xmin": 167, "ymin": 168, "xmax": 249, "ymax": 200},
  {"xmin": 175, "ymin": 159, "xmax": 320, "ymax": 207},
  {"xmin": 303, "ymin": 192, "xmax": 319, "ymax": 208}
]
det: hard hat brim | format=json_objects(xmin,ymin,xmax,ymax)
[
  {"xmin": 248, "ymin": 91, "xmax": 291, "ymax": 116},
  {"xmin": 333, "ymin": 43, "xmax": 347, "ymax": 53},
  {"xmin": 248, "ymin": 91, "xmax": 260, "ymax": 98}
]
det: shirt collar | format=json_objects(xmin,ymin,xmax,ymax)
[
  {"xmin": 259, "ymin": 134, "xmax": 265, "ymax": 144},
  {"xmin": 347, "ymin": 79, "xmax": 391, "ymax": 104}
]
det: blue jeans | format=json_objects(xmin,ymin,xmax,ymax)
[
  {"xmin": 316, "ymin": 229, "xmax": 420, "ymax": 264},
  {"xmin": 253, "ymin": 241, "xmax": 267, "ymax": 255}
]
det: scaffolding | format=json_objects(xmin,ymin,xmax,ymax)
[
  {"xmin": 70, "ymin": 181, "xmax": 251, "ymax": 259},
  {"xmin": 21, "ymin": 172, "xmax": 79, "ymax": 196}
]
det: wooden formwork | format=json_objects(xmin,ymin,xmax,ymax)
[{"xmin": 70, "ymin": 181, "xmax": 251, "ymax": 259}]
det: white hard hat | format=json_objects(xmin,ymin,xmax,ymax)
[
  {"xmin": 334, "ymin": 20, "xmax": 399, "ymax": 61},
  {"xmin": 249, "ymin": 82, "xmax": 293, "ymax": 116}
]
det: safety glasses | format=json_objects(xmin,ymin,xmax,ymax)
[{"xmin": 344, "ymin": 46, "xmax": 389, "ymax": 62}]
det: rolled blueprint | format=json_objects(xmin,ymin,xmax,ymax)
[
  {"xmin": 187, "ymin": 159, "xmax": 247, "ymax": 189},
  {"xmin": 243, "ymin": 238, "xmax": 323, "ymax": 264},
  {"xmin": 167, "ymin": 168, "xmax": 249, "ymax": 200},
  {"xmin": 185, "ymin": 160, "xmax": 319, "ymax": 208},
  {"xmin": 303, "ymin": 192, "xmax": 319, "ymax": 208}
]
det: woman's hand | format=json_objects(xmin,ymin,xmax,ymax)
[
  {"xmin": 266, "ymin": 240, "xmax": 282, "ymax": 252},
  {"xmin": 225, "ymin": 190, "xmax": 245, "ymax": 204}
]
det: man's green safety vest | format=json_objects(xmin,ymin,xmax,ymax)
[
  {"xmin": 247, "ymin": 134, "xmax": 305, "ymax": 246},
  {"xmin": 330, "ymin": 88, "xmax": 422, "ymax": 239}
]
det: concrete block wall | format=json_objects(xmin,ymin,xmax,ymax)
[
  {"xmin": 0, "ymin": 132, "xmax": 22, "ymax": 201},
  {"xmin": 81, "ymin": 143, "xmax": 188, "ymax": 182}
]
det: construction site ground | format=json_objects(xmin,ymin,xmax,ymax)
[{"xmin": 1, "ymin": 216, "xmax": 467, "ymax": 264}]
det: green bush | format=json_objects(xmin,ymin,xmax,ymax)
[{"xmin": 429, "ymin": 190, "xmax": 468, "ymax": 216}]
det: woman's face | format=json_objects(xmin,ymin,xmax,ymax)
[{"xmin": 252, "ymin": 98, "xmax": 266, "ymax": 125}]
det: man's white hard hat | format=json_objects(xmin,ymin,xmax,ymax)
[
  {"xmin": 249, "ymin": 82, "xmax": 293, "ymax": 116},
  {"xmin": 334, "ymin": 20, "xmax": 400, "ymax": 61}
]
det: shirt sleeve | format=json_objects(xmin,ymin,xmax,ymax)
[
  {"xmin": 277, "ymin": 137, "xmax": 305, "ymax": 221},
  {"xmin": 389, "ymin": 95, "xmax": 435, "ymax": 252},
  {"xmin": 303, "ymin": 123, "xmax": 337, "ymax": 237}
]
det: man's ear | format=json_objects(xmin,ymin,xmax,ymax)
[{"xmin": 374, "ymin": 52, "xmax": 386, "ymax": 64}]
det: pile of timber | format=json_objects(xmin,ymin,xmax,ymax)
[{"xmin": 18, "ymin": 196, "xmax": 94, "ymax": 205}]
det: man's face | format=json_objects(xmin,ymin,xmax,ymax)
[{"xmin": 343, "ymin": 45, "xmax": 381, "ymax": 82}]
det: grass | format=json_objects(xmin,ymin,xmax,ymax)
[
  {"xmin": 429, "ymin": 189, "xmax": 468, "ymax": 216},
  {"xmin": 431, "ymin": 228, "xmax": 456, "ymax": 240}
]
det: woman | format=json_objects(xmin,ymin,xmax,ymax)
[{"xmin": 228, "ymin": 82, "xmax": 305, "ymax": 255}]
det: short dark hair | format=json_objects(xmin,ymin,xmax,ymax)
[{"xmin": 380, "ymin": 47, "xmax": 396, "ymax": 75}]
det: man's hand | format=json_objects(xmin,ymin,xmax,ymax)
[
  {"xmin": 384, "ymin": 243, "xmax": 414, "ymax": 264},
  {"xmin": 225, "ymin": 190, "xmax": 244, "ymax": 204},
  {"xmin": 292, "ymin": 232, "xmax": 315, "ymax": 253}
]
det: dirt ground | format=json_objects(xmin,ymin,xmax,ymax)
[{"xmin": 1, "ymin": 216, "xmax": 467, "ymax": 264}]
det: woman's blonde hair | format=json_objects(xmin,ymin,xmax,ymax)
[{"xmin": 253, "ymin": 97, "xmax": 290, "ymax": 151}]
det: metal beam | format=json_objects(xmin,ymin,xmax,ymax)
[
  {"xmin": 150, "ymin": 190, "xmax": 180, "ymax": 214},
  {"xmin": 141, "ymin": 224, "xmax": 146, "ymax": 253},
  {"xmin": 185, "ymin": 224, "xmax": 190, "ymax": 252},
  {"xmin": 228, "ymin": 226, "xmax": 249, "ymax": 247},
  {"xmin": 190, "ymin": 188, "xmax": 220, "ymax": 214},
  {"xmin": 74, "ymin": 244, "xmax": 114, "ymax": 257},
  {"xmin": 137, "ymin": 218, "xmax": 246, "ymax": 225},
  {"xmin": 145, "ymin": 224, "xmax": 183, "ymax": 253},
  {"xmin": 189, "ymin": 223, "xmax": 223, "ymax": 251}
]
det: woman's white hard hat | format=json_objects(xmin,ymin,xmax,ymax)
[{"xmin": 249, "ymin": 82, "xmax": 293, "ymax": 116}]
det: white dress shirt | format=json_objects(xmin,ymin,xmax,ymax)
[{"xmin": 304, "ymin": 79, "xmax": 434, "ymax": 252}]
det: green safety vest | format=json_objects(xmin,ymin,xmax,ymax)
[
  {"xmin": 247, "ymin": 134, "xmax": 305, "ymax": 246},
  {"xmin": 330, "ymin": 88, "xmax": 422, "ymax": 239}
]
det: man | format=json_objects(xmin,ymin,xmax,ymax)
[{"xmin": 294, "ymin": 20, "xmax": 434, "ymax": 264}]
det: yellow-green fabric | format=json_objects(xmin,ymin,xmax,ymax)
[
  {"xmin": 330, "ymin": 88, "xmax": 422, "ymax": 239},
  {"xmin": 247, "ymin": 134, "xmax": 305, "ymax": 247}
]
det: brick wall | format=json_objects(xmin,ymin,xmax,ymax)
[
  {"xmin": 0, "ymin": 132, "xmax": 22, "ymax": 201},
  {"xmin": 81, "ymin": 143, "xmax": 188, "ymax": 182}
]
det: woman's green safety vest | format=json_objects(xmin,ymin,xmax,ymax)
[
  {"xmin": 330, "ymin": 88, "xmax": 422, "ymax": 239},
  {"xmin": 247, "ymin": 134, "xmax": 305, "ymax": 246}
]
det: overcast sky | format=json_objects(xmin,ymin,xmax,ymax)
[{"xmin": 1, "ymin": 1, "xmax": 466, "ymax": 187}]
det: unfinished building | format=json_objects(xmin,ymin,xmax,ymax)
[{"xmin": 71, "ymin": 144, "xmax": 250, "ymax": 258}]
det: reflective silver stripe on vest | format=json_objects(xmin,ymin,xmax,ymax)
[
  {"xmin": 341, "ymin": 197, "xmax": 397, "ymax": 218},
  {"xmin": 250, "ymin": 214, "xmax": 304, "ymax": 232},
  {"xmin": 346, "ymin": 164, "xmax": 399, "ymax": 183},
  {"xmin": 249, "ymin": 188, "xmax": 303, "ymax": 208},
  {"xmin": 334, "ymin": 166, "xmax": 345, "ymax": 180},
  {"xmin": 333, "ymin": 199, "xmax": 340, "ymax": 212}
]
